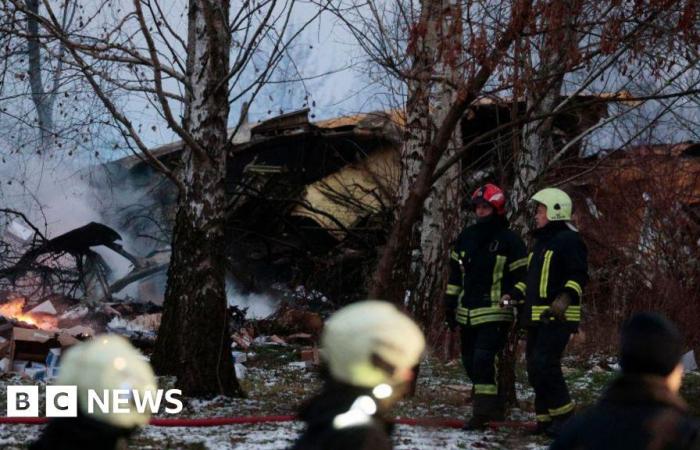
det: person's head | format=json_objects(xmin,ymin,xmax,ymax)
[
  {"xmin": 321, "ymin": 300, "xmax": 425, "ymax": 407},
  {"xmin": 57, "ymin": 334, "xmax": 158, "ymax": 430},
  {"xmin": 620, "ymin": 312, "xmax": 685, "ymax": 392},
  {"xmin": 471, "ymin": 184, "xmax": 506, "ymax": 219},
  {"xmin": 531, "ymin": 188, "xmax": 572, "ymax": 229}
]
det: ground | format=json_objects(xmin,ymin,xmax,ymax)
[{"xmin": 1, "ymin": 342, "xmax": 699, "ymax": 449}]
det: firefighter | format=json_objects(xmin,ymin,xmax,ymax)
[
  {"xmin": 30, "ymin": 335, "xmax": 158, "ymax": 450},
  {"xmin": 444, "ymin": 183, "xmax": 528, "ymax": 430},
  {"xmin": 551, "ymin": 312, "xmax": 700, "ymax": 450},
  {"xmin": 291, "ymin": 300, "xmax": 425, "ymax": 450},
  {"xmin": 524, "ymin": 187, "xmax": 588, "ymax": 437}
]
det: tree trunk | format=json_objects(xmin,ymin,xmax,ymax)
[
  {"xmin": 26, "ymin": 0, "xmax": 54, "ymax": 146},
  {"xmin": 504, "ymin": 0, "xmax": 581, "ymax": 406},
  {"xmin": 510, "ymin": 0, "xmax": 580, "ymax": 231},
  {"xmin": 152, "ymin": 0, "xmax": 241, "ymax": 397},
  {"xmin": 369, "ymin": 0, "xmax": 532, "ymax": 302},
  {"xmin": 400, "ymin": 0, "xmax": 464, "ymax": 334}
]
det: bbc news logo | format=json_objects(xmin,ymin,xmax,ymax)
[{"xmin": 6, "ymin": 386, "xmax": 183, "ymax": 417}]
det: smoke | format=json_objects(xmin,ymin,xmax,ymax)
[
  {"xmin": 225, "ymin": 275, "xmax": 280, "ymax": 319},
  {"xmin": 0, "ymin": 151, "xmax": 165, "ymax": 299}
]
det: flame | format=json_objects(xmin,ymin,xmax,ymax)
[{"xmin": 0, "ymin": 298, "xmax": 58, "ymax": 330}]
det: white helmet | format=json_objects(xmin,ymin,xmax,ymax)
[
  {"xmin": 321, "ymin": 300, "xmax": 425, "ymax": 388},
  {"xmin": 57, "ymin": 334, "xmax": 157, "ymax": 429}
]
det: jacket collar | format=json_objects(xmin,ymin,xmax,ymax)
[{"xmin": 531, "ymin": 221, "xmax": 569, "ymax": 240}]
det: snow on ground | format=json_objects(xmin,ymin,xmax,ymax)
[
  {"xmin": 1, "ymin": 344, "xmax": 698, "ymax": 449},
  {"xmin": 0, "ymin": 421, "xmax": 549, "ymax": 450}
]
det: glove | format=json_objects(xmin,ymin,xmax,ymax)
[
  {"xmin": 540, "ymin": 293, "xmax": 572, "ymax": 323},
  {"xmin": 551, "ymin": 293, "xmax": 571, "ymax": 321},
  {"xmin": 445, "ymin": 308, "xmax": 458, "ymax": 331}
]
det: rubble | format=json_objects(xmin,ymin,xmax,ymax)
[
  {"xmin": 231, "ymin": 328, "xmax": 254, "ymax": 350},
  {"xmin": 0, "ymin": 288, "xmax": 164, "ymax": 378},
  {"xmin": 27, "ymin": 300, "xmax": 57, "ymax": 316},
  {"xmin": 299, "ymin": 347, "xmax": 320, "ymax": 366}
]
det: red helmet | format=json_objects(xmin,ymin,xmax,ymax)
[{"xmin": 471, "ymin": 184, "xmax": 506, "ymax": 215}]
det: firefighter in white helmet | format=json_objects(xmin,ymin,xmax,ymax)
[
  {"xmin": 291, "ymin": 300, "xmax": 426, "ymax": 450},
  {"xmin": 524, "ymin": 188, "xmax": 588, "ymax": 437},
  {"xmin": 30, "ymin": 335, "xmax": 157, "ymax": 450}
]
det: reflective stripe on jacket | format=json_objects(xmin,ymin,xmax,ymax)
[{"xmin": 444, "ymin": 216, "xmax": 527, "ymax": 326}]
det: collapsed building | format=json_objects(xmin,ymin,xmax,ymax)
[
  {"xmin": 102, "ymin": 96, "xmax": 620, "ymax": 306},
  {"xmin": 1, "ymin": 95, "xmax": 698, "ymax": 375},
  {"xmin": 4, "ymin": 94, "xmax": 698, "ymax": 314}
]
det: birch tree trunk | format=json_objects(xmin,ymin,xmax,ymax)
[
  {"xmin": 406, "ymin": 0, "xmax": 463, "ymax": 331},
  {"xmin": 504, "ymin": 0, "xmax": 581, "ymax": 406},
  {"xmin": 151, "ymin": 0, "xmax": 241, "ymax": 397},
  {"xmin": 393, "ymin": 0, "xmax": 435, "ymax": 309},
  {"xmin": 26, "ymin": 0, "xmax": 54, "ymax": 146},
  {"xmin": 369, "ymin": 0, "xmax": 532, "ymax": 304},
  {"xmin": 510, "ymin": 0, "xmax": 581, "ymax": 231}
]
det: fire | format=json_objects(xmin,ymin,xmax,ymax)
[{"xmin": 0, "ymin": 298, "xmax": 58, "ymax": 330}]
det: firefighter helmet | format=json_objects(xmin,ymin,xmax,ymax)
[
  {"xmin": 471, "ymin": 184, "xmax": 506, "ymax": 215},
  {"xmin": 321, "ymin": 300, "xmax": 425, "ymax": 388},
  {"xmin": 57, "ymin": 334, "xmax": 157, "ymax": 429},
  {"xmin": 531, "ymin": 188, "xmax": 572, "ymax": 221}
]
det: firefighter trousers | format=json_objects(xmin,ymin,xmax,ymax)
[
  {"xmin": 526, "ymin": 322, "xmax": 574, "ymax": 425},
  {"xmin": 460, "ymin": 322, "xmax": 509, "ymax": 417}
]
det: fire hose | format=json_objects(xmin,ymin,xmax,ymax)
[{"xmin": 0, "ymin": 415, "xmax": 535, "ymax": 429}]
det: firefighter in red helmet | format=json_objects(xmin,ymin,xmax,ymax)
[{"xmin": 444, "ymin": 183, "xmax": 527, "ymax": 429}]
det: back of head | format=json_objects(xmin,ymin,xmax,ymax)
[
  {"xmin": 620, "ymin": 312, "xmax": 683, "ymax": 376},
  {"xmin": 321, "ymin": 300, "xmax": 425, "ymax": 388}
]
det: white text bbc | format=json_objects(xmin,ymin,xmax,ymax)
[{"xmin": 6, "ymin": 386, "xmax": 183, "ymax": 417}]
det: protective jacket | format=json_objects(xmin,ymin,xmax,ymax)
[
  {"xmin": 30, "ymin": 413, "xmax": 135, "ymax": 450},
  {"xmin": 550, "ymin": 375, "xmax": 700, "ymax": 450},
  {"xmin": 524, "ymin": 221, "xmax": 588, "ymax": 330},
  {"xmin": 290, "ymin": 381, "xmax": 393, "ymax": 450},
  {"xmin": 445, "ymin": 215, "xmax": 527, "ymax": 326}
]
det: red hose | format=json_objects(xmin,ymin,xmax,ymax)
[
  {"xmin": 149, "ymin": 415, "xmax": 296, "ymax": 426},
  {"xmin": 0, "ymin": 415, "xmax": 535, "ymax": 429}
]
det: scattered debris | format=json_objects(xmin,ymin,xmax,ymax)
[
  {"xmin": 232, "ymin": 329, "xmax": 254, "ymax": 350},
  {"xmin": 269, "ymin": 335, "xmax": 287, "ymax": 346},
  {"xmin": 235, "ymin": 363, "xmax": 247, "ymax": 380},
  {"xmin": 27, "ymin": 300, "xmax": 57, "ymax": 316},
  {"xmin": 299, "ymin": 347, "xmax": 320, "ymax": 366}
]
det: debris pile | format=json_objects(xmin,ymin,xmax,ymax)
[{"xmin": 0, "ymin": 292, "xmax": 163, "ymax": 380}]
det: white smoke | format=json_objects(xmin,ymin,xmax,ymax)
[
  {"xmin": 225, "ymin": 275, "xmax": 280, "ymax": 319},
  {"xmin": 0, "ymin": 152, "xmax": 159, "ymax": 299}
]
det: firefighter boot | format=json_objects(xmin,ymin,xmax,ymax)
[{"xmin": 462, "ymin": 395, "xmax": 504, "ymax": 431}]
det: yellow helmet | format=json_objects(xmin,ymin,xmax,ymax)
[
  {"xmin": 56, "ymin": 334, "xmax": 157, "ymax": 429},
  {"xmin": 531, "ymin": 188, "xmax": 573, "ymax": 221},
  {"xmin": 321, "ymin": 300, "xmax": 425, "ymax": 388}
]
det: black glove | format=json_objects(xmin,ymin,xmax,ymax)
[
  {"xmin": 445, "ymin": 309, "xmax": 458, "ymax": 330},
  {"xmin": 551, "ymin": 292, "xmax": 571, "ymax": 321},
  {"xmin": 540, "ymin": 293, "xmax": 571, "ymax": 323}
]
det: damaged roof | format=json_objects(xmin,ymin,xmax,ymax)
[{"xmin": 113, "ymin": 109, "xmax": 402, "ymax": 171}]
